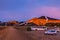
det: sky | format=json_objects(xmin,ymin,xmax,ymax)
[{"xmin": 0, "ymin": 0, "xmax": 60, "ymax": 21}]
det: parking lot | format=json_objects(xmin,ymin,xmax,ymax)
[
  {"xmin": 0, "ymin": 26, "xmax": 60, "ymax": 40},
  {"xmin": 25, "ymin": 30, "xmax": 60, "ymax": 40}
]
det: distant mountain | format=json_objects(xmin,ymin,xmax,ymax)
[
  {"xmin": 38, "ymin": 16, "xmax": 58, "ymax": 20},
  {"xmin": 27, "ymin": 16, "xmax": 60, "ymax": 26},
  {"xmin": 38, "ymin": 16, "xmax": 46, "ymax": 19},
  {"xmin": 19, "ymin": 21, "xmax": 25, "ymax": 23},
  {"xmin": 47, "ymin": 17, "xmax": 58, "ymax": 20}
]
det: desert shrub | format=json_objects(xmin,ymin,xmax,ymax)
[
  {"xmin": 1, "ymin": 22, "xmax": 6, "ymax": 26},
  {"xmin": 0, "ymin": 27, "xmax": 6, "ymax": 30},
  {"xmin": 27, "ymin": 27, "xmax": 31, "ymax": 31},
  {"xmin": 45, "ymin": 23, "xmax": 60, "ymax": 27},
  {"xmin": 45, "ymin": 23, "xmax": 56, "ymax": 26},
  {"xmin": 55, "ymin": 23, "xmax": 60, "ymax": 26}
]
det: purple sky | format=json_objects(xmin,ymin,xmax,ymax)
[{"xmin": 0, "ymin": 0, "xmax": 60, "ymax": 21}]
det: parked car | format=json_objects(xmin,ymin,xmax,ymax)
[
  {"xmin": 44, "ymin": 29, "xmax": 57, "ymax": 35},
  {"xmin": 54, "ymin": 28, "xmax": 60, "ymax": 32}
]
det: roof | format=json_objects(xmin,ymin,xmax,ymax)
[{"xmin": 31, "ymin": 26, "xmax": 46, "ymax": 28}]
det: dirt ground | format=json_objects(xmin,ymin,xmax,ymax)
[
  {"xmin": 0, "ymin": 26, "xmax": 32, "ymax": 40},
  {"xmin": 0, "ymin": 26, "xmax": 60, "ymax": 40},
  {"xmin": 25, "ymin": 31, "xmax": 60, "ymax": 40}
]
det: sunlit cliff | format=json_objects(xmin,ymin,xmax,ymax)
[{"xmin": 27, "ymin": 16, "xmax": 60, "ymax": 26}]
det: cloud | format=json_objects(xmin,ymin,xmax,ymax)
[
  {"xmin": 0, "ymin": 0, "xmax": 60, "ymax": 21},
  {"xmin": 31, "ymin": 6, "xmax": 60, "ymax": 19}
]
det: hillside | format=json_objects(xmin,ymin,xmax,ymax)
[
  {"xmin": 27, "ymin": 16, "xmax": 60, "ymax": 26},
  {"xmin": 38, "ymin": 16, "xmax": 58, "ymax": 20}
]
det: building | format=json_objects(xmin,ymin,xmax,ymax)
[{"xmin": 31, "ymin": 26, "xmax": 47, "ymax": 31}]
